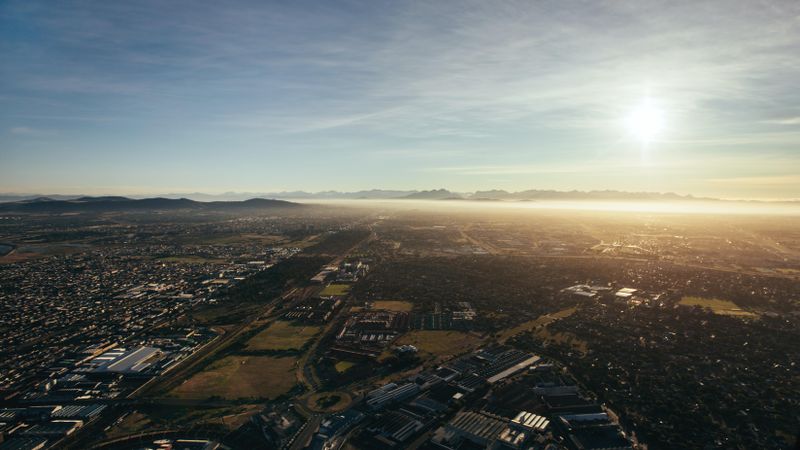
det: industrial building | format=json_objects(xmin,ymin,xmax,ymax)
[
  {"xmin": 366, "ymin": 383, "xmax": 420, "ymax": 410},
  {"xmin": 434, "ymin": 411, "xmax": 507, "ymax": 448},
  {"xmin": 79, "ymin": 346, "xmax": 163, "ymax": 377}
]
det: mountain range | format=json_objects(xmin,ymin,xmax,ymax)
[
  {"xmin": 0, "ymin": 196, "xmax": 300, "ymax": 213},
  {"xmin": 1, "ymin": 189, "xmax": 795, "ymax": 206}
]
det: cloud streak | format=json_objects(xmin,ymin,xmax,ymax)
[{"xmin": 1, "ymin": 0, "xmax": 799, "ymax": 198}]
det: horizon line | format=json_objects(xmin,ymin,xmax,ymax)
[{"xmin": 0, "ymin": 188, "xmax": 798, "ymax": 204}]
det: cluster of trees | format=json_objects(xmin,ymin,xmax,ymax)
[
  {"xmin": 304, "ymin": 228, "xmax": 371, "ymax": 256},
  {"xmin": 513, "ymin": 304, "xmax": 800, "ymax": 449}
]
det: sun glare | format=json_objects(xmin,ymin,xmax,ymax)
[{"xmin": 625, "ymin": 99, "xmax": 665, "ymax": 144}]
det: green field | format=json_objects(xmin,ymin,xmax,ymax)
[
  {"xmin": 169, "ymin": 355, "xmax": 297, "ymax": 400},
  {"xmin": 245, "ymin": 321, "xmax": 321, "ymax": 351},
  {"xmin": 320, "ymin": 284, "xmax": 351, "ymax": 296},
  {"xmin": 678, "ymin": 296, "xmax": 757, "ymax": 317},
  {"xmin": 307, "ymin": 391, "xmax": 352, "ymax": 413},
  {"xmin": 499, "ymin": 306, "xmax": 577, "ymax": 343},
  {"xmin": 158, "ymin": 255, "xmax": 227, "ymax": 264},
  {"xmin": 107, "ymin": 403, "xmax": 262, "ymax": 438},
  {"xmin": 372, "ymin": 300, "xmax": 414, "ymax": 312},
  {"xmin": 334, "ymin": 360, "xmax": 356, "ymax": 373},
  {"xmin": 392, "ymin": 331, "xmax": 483, "ymax": 361},
  {"xmin": 105, "ymin": 412, "xmax": 153, "ymax": 438},
  {"xmin": 202, "ymin": 233, "xmax": 286, "ymax": 245},
  {"xmin": 191, "ymin": 304, "xmax": 263, "ymax": 325},
  {"xmin": 498, "ymin": 307, "xmax": 587, "ymax": 353}
]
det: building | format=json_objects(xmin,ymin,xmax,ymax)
[
  {"xmin": 79, "ymin": 346, "xmax": 163, "ymax": 376},
  {"xmin": 510, "ymin": 411, "xmax": 549, "ymax": 433},
  {"xmin": 434, "ymin": 411, "xmax": 507, "ymax": 448},
  {"xmin": 366, "ymin": 383, "xmax": 421, "ymax": 410},
  {"xmin": 0, "ymin": 437, "xmax": 48, "ymax": 450}
]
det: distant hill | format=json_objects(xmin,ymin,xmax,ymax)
[
  {"xmin": 267, "ymin": 188, "xmax": 720, "ymax": 202},
  {"xmin": 349, "ymin": 189, "xmax": 419, "ymax": 199},
  {"xmin": 264, "ymin": 189, "xmax": 419, "ymax": 199},
  {"xmin": 468, "ymin": 189, "xmax": 708, "ymax": 202},
  {"xmin": 0, "ymin": 194, "xmax": 82, "ymax": 203},
  {"xmin": 3, "ymin": 189, "xmax": 795, "ymax": 204},
  {"xmin": 0, "ymin": 196, "xmax": 301, "ymax": 213},
  {"xmin": 400, "ymin": 189, "xmax": 463, "ymax": 200}
]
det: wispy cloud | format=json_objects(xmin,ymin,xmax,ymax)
[
  {"xmin": 9, "ymin": 126, "xmax": 36, "ymax": 135},
  {"xmin": 2, "ymin": 0, "xmax": 800, "ymax": 197},
  {"xmin": 764, "ymin": 117, "xmax": 800, "ymax": 125},
  {"xmin": 8, "ymin": 126, "xmax": 52, "ymax": 136},
  {"xmin": 708, "ymin": 175, "xmax": 800, "ymax": 186}
]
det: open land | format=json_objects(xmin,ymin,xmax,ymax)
[
  {"xmin": 245, "ymin": 321, "xmax": 322, "ymax": 351},
  {"xmin": 320, "ymin": 284, "xmax": 351, "ymax": 296},
  {"xmin": 169, "ymin": 355, "xmax": 298, "ymax": 400},
  {"xmin": 678, "ymin": 296, "xmax": 759, "ymax": 317},
  {"xmin": 392, "ymin": 330, "xmax": 484, "ymax": 361},
  {"xmin": 371, "ymin": 300, "xmax": 414, "ymax": 312}
]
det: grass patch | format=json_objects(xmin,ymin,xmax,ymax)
[
  {"xmin": 105, "ymin": 412, "xmax": 154, "ymax": 438},
  {"xmin": 158, "ymin": 255, "xmax": 226, "ymax": 264},
  {"xmin": 372, "ymin": 300, "xmax": 413, "ymax": 312},
  {"xmin": 204, "ymin": 233, "xmax": 286, "ymax": 245},
  {"xmin": 536, "ymin": 328, "xmax": 589, "ymax": 354},
  {"xmin": 334, "ymin": 361, "xmax": 356, "ymax": 373},
  {"xmin": 392, "ymin": 331, "xmax": 483, "ymax": 361},
  {"xmin": 679, "ymin": 296, "xmax": 757, "ymax": 317},
  {"xmin": 191, "ymin": 303, "xmax": 263, "ymax": 325},
  {"xmin": 286, "ymin": 234, "xmax": 321, "ymax": 249},
  {"xmin": 316, "ymin": 394, "xmax": 341, "ymax": 408},
  {"xmin": 119, "ymin": 404, "xmax": 262, "ymax": 434},
  {"xmin": 245, "ymin": 321, "xmax": 321, "ymax": 351},
  {"xmin": 307, "ymin": 391, "xmax": 352, "ymax": 413},
  {"xmin": 498, "ymin": 306, "xmax": 577, "ymax": 343},
  {"xmin": 320, "ymin": 284, "xmax": 351, "ymax": 297},
  {"xmin": 169, "ymin": 355, "xmax": 297, "ymax": 400},
  {"xmin": 191, "ymin": 404, "xmax": 262, "ymax": 430},
  {"xmin": 498, "ymin": 307, "xmax": 587, "ymax": 353}
]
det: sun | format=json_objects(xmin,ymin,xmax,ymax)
[{"xmin": 625, "ymin": 99, "xmax": 665, "ymax": 144}]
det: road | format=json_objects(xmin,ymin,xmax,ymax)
[
  {"xmin": 296, "ymin": 224, "xmax": 379, "ymax": 394},
  {"xmin": 287, "ymin": 415, "xmax": 322, "ymax": 450},
  {"xmin": 97, "ymin": 225, "xmax": 379, "ymax": 448},
  {"xmin": 136, "ymin": 303, "xmax": 278, "ymax": 397}
]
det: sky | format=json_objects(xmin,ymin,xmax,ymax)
[{"xmin": 2, "ymin": 0, "xmax": 799, "ymax": 200}]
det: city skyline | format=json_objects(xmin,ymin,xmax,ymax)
[{"xmin": 3, "ymin": 0, "xmax": 800, "ymax": 200}]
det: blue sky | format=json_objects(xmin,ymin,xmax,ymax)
[{"xmin": 2, "ymin": 0, "xmax": 799, "ymax": 199}]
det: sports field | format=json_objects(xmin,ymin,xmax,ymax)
[
  {"xmin": 320, "ymin": 284, "xmax": 351, "ymax": 296},
  {"xmin": 334, "ymin": 360, "xmax": 356, "ymax": 373}
]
